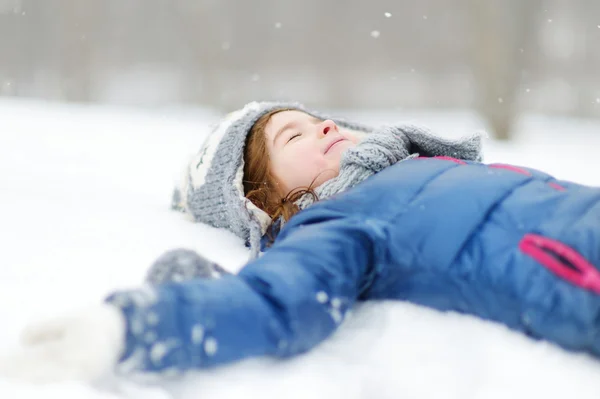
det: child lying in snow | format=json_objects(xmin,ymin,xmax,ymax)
[{"xmin": 4, "ymin": 101, "xmax": 600, "ymax": 382}]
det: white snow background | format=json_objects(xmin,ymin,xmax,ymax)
[{"xmin": 1, "ymin": 98, "xmax": 600, "ymax": 399}]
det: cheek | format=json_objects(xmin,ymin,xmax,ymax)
[
  {"xmin": 272, "ymin": 151, "xmax": 328, "ymax": 190},
  {"xmin": 341, "ymin": 130, "xmax": 361, "ymax": 144},
  {"xmin": 287, "ymin": 143, "xmax": 326, "ymax": 167},
  {"xmin": 281, "ymin": 153, "xmax": 326, "ymax": 178}
]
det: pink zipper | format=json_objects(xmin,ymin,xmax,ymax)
[
  {"xmin": 519, "ymin": 234, "xmax": 600, "ymax": 294},
  {"xmin": 548, "ymin": 182, "xmax": 566, "ymax": 191},
  {"xmin": 489, "ymin": 164, "xmax": 567, "ymax": 192},
  {"xmin": 489, "ymin": 164, "xmax": 532, "ymax": 176},
  {"xmin": 416, "ymin": 156, "xmax": 467, "ymax": 165}
]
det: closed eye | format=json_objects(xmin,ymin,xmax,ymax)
[{"xmin": 287, "ymin": 133, "xmax": 301, "ymax": 143}]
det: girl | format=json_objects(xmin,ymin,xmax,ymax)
[{"xmin": 4, "ymin": 101, "xmax": 600, "ymax": 383}]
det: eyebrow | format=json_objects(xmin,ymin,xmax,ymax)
[{"xmin": 272, "ymin": 121, "xmax": 296, "ymax": 146}]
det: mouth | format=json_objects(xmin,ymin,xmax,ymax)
[{"xmin": 324, "ymin": 138, "xmax": 346, "ymax": 154}]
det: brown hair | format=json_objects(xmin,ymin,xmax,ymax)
[{"xmin": 243, "ymin": 110, "xmax": 318, "ymax": 238}]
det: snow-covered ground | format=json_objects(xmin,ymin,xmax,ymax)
[{"xmin": 1, "ymin": 98, "xmax": 600, "ymax": 399}]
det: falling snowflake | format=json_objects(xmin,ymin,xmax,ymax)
[
  {"xmin": 498, "ymin": 97, "xmax": 504, "ymax": 103},
  {"xmin": 146, "ymin": 312, "xmax": 159, "ymax": 325},
  {"xmin": 370, "ymin": 30, "xmax": 380, "ymax": 38},
  {"xmin": 331, "ymin": 297, "xmax": 342, "ymax": 308},
  {"xmin": 274, "ymin": 22, "xmax": 282, "ymax": 28},
  {"xmin": 204, "ymin": 337, "xmax": 218, "ymax": 356},
  {"xmin": 144, "ymin": 331, "xmax": 158, "ymax": 343},
  {"xmin": 191, "ymin": 324, "xmax": 205, "ymax": 344},
  {"xmin": 316, "ymin": 291, "xmax": 329, "ymax": 303},
  {"xmin": 384, "ymin": 12, "xmax": 392, "ymax": 18},
  {"xmin": 150, "ymin": 342, "xmax": 169, "ymax": 363},
  {"xmin": 329, "ymin": 308, "xmax": 344, "ymax": 324}
]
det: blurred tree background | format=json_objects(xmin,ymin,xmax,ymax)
[{"xmin": 1, "ymin": 0, "xmax": 599, "ymax": 139}]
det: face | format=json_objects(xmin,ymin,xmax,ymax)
[{"xmin": 264, "ymin": 110, "xmax": 359, "ymax": 195}]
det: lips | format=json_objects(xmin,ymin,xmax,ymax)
[{"xmin": 324, "ymin": 137, "xmax": 346, "ymax": 154}]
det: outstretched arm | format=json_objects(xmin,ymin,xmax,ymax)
[{"xmin": 107, "ymin": 216, "xmax": 377, "ymax": 373}]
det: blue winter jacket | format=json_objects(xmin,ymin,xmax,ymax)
[{"xmin": 107, "ymin": 157, "xmax": 600, "ymax": 373}]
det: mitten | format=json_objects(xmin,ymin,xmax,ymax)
[
  {"xmin": 145, "ymin": 248, "xmax": 231, "ymax": 285},
  {"xmin": 0, "ymin": 304, "xmax": 125, "ymax": 383}
]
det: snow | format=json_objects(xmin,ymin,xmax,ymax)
[{"xmin": 1, "ymin": 98, "xmax": 600, "ymax": 398}]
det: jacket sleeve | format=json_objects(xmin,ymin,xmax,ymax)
[{"xmin": 105, "ymin": 215, "xmax": 377, "ymax": 374}]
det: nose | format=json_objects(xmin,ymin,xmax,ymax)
[{"xmin": 319, "ymin": 119, "xmax": 338, "ymax": 137}]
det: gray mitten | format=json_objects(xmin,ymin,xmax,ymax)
[{"xmin": 145, "ymin": 248, "xmax": 231, "ymax": 285}]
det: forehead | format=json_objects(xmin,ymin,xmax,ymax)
[{"xmin": 267, "ymin": 110, "xmax": 314, "ymax": 129}]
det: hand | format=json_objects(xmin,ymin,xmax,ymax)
[
  {"xmin": 146, "ymin": 248, "xmax": 231, "ymax": 284},
  {"xmin": 0, "ymin": 304, "xmax": 126, "ymax": 384}
]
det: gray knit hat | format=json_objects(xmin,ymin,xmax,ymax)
[{"xmin": 171, "ymin": 101, "xmax": 373, "ymax": 259}]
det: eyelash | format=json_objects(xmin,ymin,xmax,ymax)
[{"xmin": 287, "ymin": 133, "xmax": 301, "ymax": 143}]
